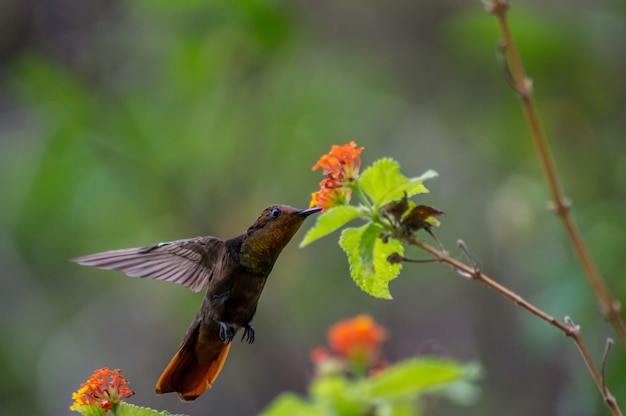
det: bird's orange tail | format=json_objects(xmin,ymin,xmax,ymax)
[{"xmin": 156, "ymin": 323, "xmax": 231, "ymax": 401}]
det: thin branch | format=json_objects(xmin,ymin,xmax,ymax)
[
  {"xmin": 457, "ymin": 239, "xmax": 480, "ymax": 275},
  {"xmin": 482, "ymin": 0, "xmax": 626, "ymax": 345},
  {"xmin": 387, "ymin": 253, "xmax": 441, "ymax": 264},
  {"xmin": 602, "ymin": 339, "xmax": 617, "ymax": 408},
  {"xmin": 402, "ymin": 235, "xmax": 622, "ymax": 416}
]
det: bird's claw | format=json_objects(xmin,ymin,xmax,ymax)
[
  {"xmin": 241, "ymin": 324, "xmax": 255, "ymax": 344},
  {"xmin": 219, "ymin": 321, "xmax": 233, "ymax": 344}
]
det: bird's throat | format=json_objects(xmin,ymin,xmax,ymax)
[{"xmin": 239, "ymin": 225, "xmax": 299, "ymax": 275}]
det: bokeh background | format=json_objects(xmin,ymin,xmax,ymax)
[{"xmin": 1, "ymin": 0, "xmax": 625, "ymax": 415}]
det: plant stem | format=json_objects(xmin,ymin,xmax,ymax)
[
  {"xmin": 404, "ymin": 235, "xmax": 622, "ymax": 416},
  {"xmin": 483, "ymin": 0, "xmax": 626, "ymax": 345},
  {"xmin": 353, "ymin": 182, "xmax": 375, "ymax": 215}
]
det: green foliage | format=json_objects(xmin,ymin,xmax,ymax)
[
  {"xmin": 260, "ymin": 393, "xmax": 323, "ymax": 416},
  {"xmin": 339, "ymin": 225, "xmax": 404, "ymax": 299},
  {"xmin": 72, "ymin": 405, "xmax": 108, "ymax": 416},
  {"xmin": 261, "ymin": 358, "xmax": 480, "ymax": 416},
  {"xmin": 72, "ymin": 403, "xmax": 188, "ymax": 416},
  {"xmin": 116, "ymin": 403, "xmax": 187, "ymax": 416},
  {"xmin": 302, "ymin": 156, "xmax": 437, "ymax": 299},
  {"xmin": 359, "ymin": 158, "xmax": 437, "ymax": 208},
  {"xmin": 310, "ymin": 375, "xmax": 367, "ymax": 414},
  {"xmin": 300, "ymin": 205, "xmax": 362, "ymax": 247},
  {"xmin": 363, "ymin": 358, "xmax": 475, "ymax": 400}
]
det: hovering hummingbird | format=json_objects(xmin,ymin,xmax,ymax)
[{"xmin": 72, "ymin": 205, "xmax": 321, "ymax": 401}]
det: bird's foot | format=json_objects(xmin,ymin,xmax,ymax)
[
  {"xmin": 219, "ymin": 321, "xmax": 233, "ymax": 344},
  {"xmin": 241, "ymin": 324, "xmax": 255, "ymax": 344}
]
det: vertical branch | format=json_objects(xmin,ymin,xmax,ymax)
[{"xmin": 482, "ymin": 0, "xmax": 626, "ymax": 345}]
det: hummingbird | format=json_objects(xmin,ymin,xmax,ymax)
[{"xmin": 72, "ymin": 205, "xmax": 321, "ymax": 401}]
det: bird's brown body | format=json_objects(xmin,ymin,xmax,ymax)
[{"xmin": 72, "ymin": 205, "xmax": 320, "ymax": 401}]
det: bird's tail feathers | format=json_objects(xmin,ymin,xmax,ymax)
[{"xmin": 156, "ymin": 323, "xmax": 231, "ymax": 401}]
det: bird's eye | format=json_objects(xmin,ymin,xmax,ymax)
[{"xmin": 270, "ymin": 207, "xmax": 281, "ymax": 218}]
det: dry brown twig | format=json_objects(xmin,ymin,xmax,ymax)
[
  {"xmin": 480, "ymin": 0, "xmax": 626, "ymax": 345},
  {"xmin": 390, "ymin": 236, "xmax": 622, "ymax": 415}
]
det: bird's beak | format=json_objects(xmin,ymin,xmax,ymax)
[{"xmin": 298, "ymin": 207, "xmax": 322, "ymax": 217}]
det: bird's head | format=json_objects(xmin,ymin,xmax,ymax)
[{"xmin": 240, "ymin": 205, "xmax": 321, "ymax": 272}]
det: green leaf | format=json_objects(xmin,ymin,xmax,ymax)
[
  {"xmin": 117, "ymin": 402, "xmax": 188, "ymax": 416},
  {"xmin": 359, "ymin": 158, "xmax": 408, "ymax": 206},
  {"xmin": 437, "ymin": 379, "xmax": 482, "ymax": 406},
  {"xmin": 309, "ymin": 375, "xmax": 365, "ymax": 415},
  {"xmin": 358, "ymin": 158, "xmax": 437, "ymax": 208},
  {"xmin": 71, "ymin": 405, "xmax": 107, "ymax": 416},
  {"xmin": 372, "ymin": 236, "xmax": 403, "ymax": 297},
  {"xmin": 380, "ymin": 169, "xmax": 438, "ymax": 207},
  {"xmin": 310, "ymin": 374, "xmax": 351, "ymax": 402},
  {"xmin": 436, "ymin": 362, "xmax": 482, "ymax": 405},
  {"xmin": 260, "ymin": 393, "xmax": 321, "ymax": 416},
  {"xmin": 358, "ymin": 223, "xmax": 382, "ymax": 276},
  {"xmin": 300, "ymin": 205, "xmax": 361, "ymax": 247},
  {"xmin": 362, "ymin": 358, "xmax": 470, "ymax": 400},
  {"xmin": 339, "ymin": 225, "xmax": 404, "ymax": 299}
]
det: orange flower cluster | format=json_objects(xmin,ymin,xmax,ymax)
[
  {"xmin": 70, "ymin": 368, "xmax": 134, "ymax": 412},
  {"xmin": 311, "ymin": 315, "xmax": 387, "ymax": 376},
  {"xmin": 328, "ymin": 314, "xmax": 386, "ymax": 360},
  {"xmin": 310, "ymin": 141, "xmax": 364, "ymax": 211}
]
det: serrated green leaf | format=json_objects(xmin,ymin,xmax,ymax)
[
  {"xmin": 359, "ymin": 159, "xmax": 437, "ymax": 209},
  {"xmin": 300, "ymin": 205, "xmax": 361, "ymax": 247},
  {"xmin": 359, "ymin": 158, "xmax": 408, "ymax": 206},
  {"xmin": 339, "ymin": 225, "xmax": 403, "ymax": 299},
  {"xmin": 373, "ymin": 237, "xmax": 404, "ymax": 297},
  {"xmin": 362, "ymin": 358, "xmax": 468, "ymax": 400},
  {"xmin": 118, "ymin": 402, "xmax": 188, "ymax": 416},
  {"xmin": 379, "ymin": 169, "xmax": 438, "ymax": 207},
  {"xmin": 71, "ymin": 405, "xmax": 107, "ymax": 416},
  {"xmin": 359, "ymin": 223, "xmax": 383, "ymax": 276}
]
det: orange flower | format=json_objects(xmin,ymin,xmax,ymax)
[
  {"xmin": 310, "ymin": 141, "xmax": 364, "ymax": 211},
  {"xmin": 309, "ymin": 179, "xmax": 351, "ymax": 210},
  {"xmin": 312, "ymin": 141, "xmax": 364, "ymax": 187},
  {"xmin": 70, "ymin": 368, "xmax": 134, "ymax": 412},
  {"xmin": 328, "ymin": 315, "xmax": 386, "ymax": 361}
]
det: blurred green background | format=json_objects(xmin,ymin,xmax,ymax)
[{"xmin": 1, "ymin": 0, "xmax": 625, "ymax": 415}]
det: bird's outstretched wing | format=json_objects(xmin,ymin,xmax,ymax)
[{"xmin": 71, "ymin": 237, "xmax": 225, "ymax": 292}]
